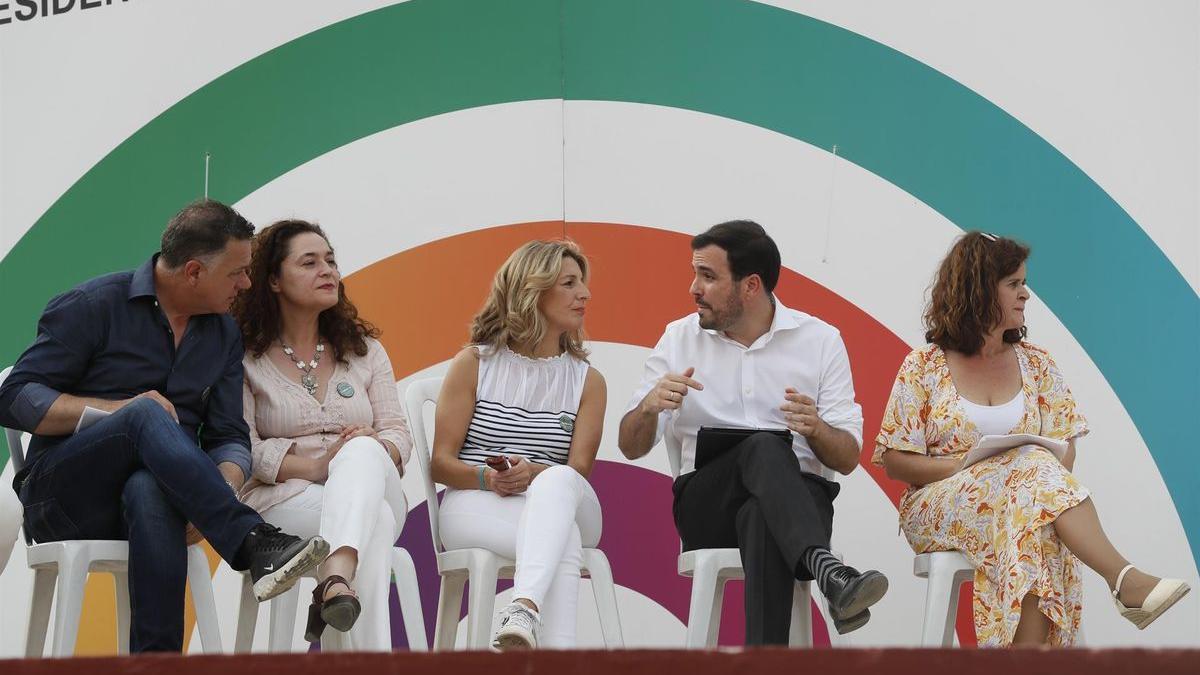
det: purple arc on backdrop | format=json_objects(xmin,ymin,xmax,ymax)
[{"xmin": 377, "ymin": 460, "xmax": 831, "ymax": 649}]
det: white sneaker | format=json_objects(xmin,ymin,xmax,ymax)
[{"xmin": 492, "ymin": 601, "xmax": 540, "ymax": 650}]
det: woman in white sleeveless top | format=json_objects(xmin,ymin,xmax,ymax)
[{"xmin": 430, "ymin": 240, "xmax": 606, "ymax": 650}]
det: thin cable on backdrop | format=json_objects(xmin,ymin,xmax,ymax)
[
  {"xmin": 558, "ymin": 0, "xmax": 568, "ymax": 238},
  {"xmin": 820, "ymin": 144, "xmax": 839, "ymax": 264}
]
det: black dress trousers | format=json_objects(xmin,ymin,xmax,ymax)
[{"xmin": 672, "ymin": 432, "xmax": 839, "ymax": 645}]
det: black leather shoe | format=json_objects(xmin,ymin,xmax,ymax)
[
  {"xmin": 830, "ymin": 607, "xmax": 871, "ymax": 635},
  {"xmin": 822, "ymin": 565, "xmax": 888, "ymax": 619}
]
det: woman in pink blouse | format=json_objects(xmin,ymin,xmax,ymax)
[{"xmin": 233, "ymin": 220, "xmax": 412, "ymax": 650}]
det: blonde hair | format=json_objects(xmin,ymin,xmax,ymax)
[{"xmin": 469, "ymin": 240, "xmax": 590, "ymax": 360}]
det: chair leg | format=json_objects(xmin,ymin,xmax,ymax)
[
  {"xmin": 812, "ymin": 583, "xmax": 837, "ymax": 647},
  {"xmin": 705, "ymin": 577, "xmax": 727, "ymax": 647},
  {"xmin": 788, "ymin": 580, "xmax": 813, "ymax": 648},
  {"xmin": 944, "ymin": 571, "xmax": 971, "ymax": 646},
  {"xmin": 234, "ymin": 574, "xmax": 259, "ymax": 653},
  {"xmin": 391, "ymin": 548, "xmax": 428, "ymax": 651},
  {"xmin": 921, "ymin": 562, "xmax": 960, "ymax": 647},
  {"xmin": 49, "ymin": 548, "xmax": 90, "ymax": 656},
  {"xmin": 465, "ymin": 557, "xmax": 500, "ymax": 650},
  {"xmin": 267, "ymin": 584, "xmax": 301, "ymax": 653},
  {"xmin": 582, "ymin": 550, "xmax": 624, "ymax": 648},
  {"xmin": 683, "ymin": 558, "xmax": 721, "ymax": 649},
  {"xmin": 187, "ymin": 546, "xmax": 222, "ymax": 654},
  {"xmin": 320, "ymin": 625, "xmax": 346, "ymax": 652},
  {"xmin": 434, "ymin": 572, "xmax": 467, "ymax": 651},
  {"xmin": 25, "ymin": 567, "xmax": 56, "ymax": 658},
  {"xmin": 113, "ymin": 571, "xmax": 131, "ymax": 654}
]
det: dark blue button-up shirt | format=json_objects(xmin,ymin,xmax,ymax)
[{"xmin": 0, "ymin": 255, "xmax": 250, "ymax": 482}]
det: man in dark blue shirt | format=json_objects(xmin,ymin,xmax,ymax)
[{"xmin": 0, "ymin": 200, "xmax": 330, "ymax": 652}]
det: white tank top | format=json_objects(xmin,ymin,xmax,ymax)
[
  {"xmin": 457, "ymin": 345, "xmax": 590, "ymax": 467},
  {"xmin": 958, "ymin": 389, "xmax": 1024, "ymax": 437}
]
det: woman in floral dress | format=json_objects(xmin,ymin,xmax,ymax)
[{"xmin": 874, "ymin": 232, "xmax": 1189, "ymax": 646}]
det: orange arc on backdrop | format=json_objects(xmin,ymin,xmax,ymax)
[{"xmin": 348, "ymin": 221, "xmax": 910, "ymax": 502}]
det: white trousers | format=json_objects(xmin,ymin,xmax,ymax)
[
  {"xmin": 260, "ymin": 436, "xmax": 408, "ymax": 651},
  {"xmin": 439, "ymin": 465, "xmax": 602, "ymax": 648}
]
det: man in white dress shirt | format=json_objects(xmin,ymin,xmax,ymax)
[{"xmin": 618, "ymin": 220, "xmax": 888, "ymax": 644}]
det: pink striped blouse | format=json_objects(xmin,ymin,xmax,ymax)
[{"xmin": 239, "ymin": 337, "xmax": 412, "ymax": 514}]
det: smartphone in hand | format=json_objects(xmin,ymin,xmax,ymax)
[{"xmin": 485, "ymin": 455, "xmax": 512, "ymax": 472}]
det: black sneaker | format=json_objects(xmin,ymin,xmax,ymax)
[
  {"xmin": 822, "ymin": 565, "xmax": 888, "ymax": 620},
  {"xmin": 241, "ymin": 524, "xmax": 329, "ymax": 601}
]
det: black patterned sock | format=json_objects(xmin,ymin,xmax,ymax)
[{"xmin": 801, "ymin": 546, "xmax": 843, "ymax": 593}]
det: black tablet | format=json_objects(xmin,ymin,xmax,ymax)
[{"xmin": 695, "ymin": 426, "xmax": 792, "ymax": 470}]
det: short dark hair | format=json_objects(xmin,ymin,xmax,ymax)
[
  {"xmin": 160, "ymin": 199, "xmax": 254, "ymax": 268},
  {"xmin": 691, "ymin": 220, "xmax": 781, "ymax": 293}
]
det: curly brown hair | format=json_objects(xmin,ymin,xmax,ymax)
[
  {"xmin": 233, "ymin": 219, "xmax": 379, "ymax": 361},
  {"xmin": 924, "ymin": 231, "xmax": 1030, "ymax": 355}
]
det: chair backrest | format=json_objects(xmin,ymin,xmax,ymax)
[
  {"xmin": 401, "ymin": 377, "xmax": 448, "ymax": 554},
  {"xmin": 0, "ymin": 366, "xmax": 27, "ymax": 473}
]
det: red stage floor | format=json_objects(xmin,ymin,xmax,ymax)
[{"xmin": 2, "ymin": 649, "xmax": 1196, "ymax": 675}]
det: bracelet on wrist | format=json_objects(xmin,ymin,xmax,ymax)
[{"xmin": 477, "ymin": 465, "xmax": 489, "ymax": 491}]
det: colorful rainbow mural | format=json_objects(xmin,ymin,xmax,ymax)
[{"xmin": 0, "ymin": 0, "xmax": 1195, "ymax": 653}]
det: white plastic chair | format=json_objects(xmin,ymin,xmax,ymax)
[
  {"xmin": 403, "ymin": 377, "xmax": 624, "ymax": 650},
  {"xmin": 665, "ymin": 433, "xmax": 835, "ymax": 648},
  {"xmin": 232, "ymin": 546, "xmax": 428, "ymax": 652},
  {"xmin": 913, "ymin": 550, "xmax": 974, "ymax": 647},
  {"xmin": 677, "ymin": 548, "xmax": 820, "ymax": 648},
  {"xmin": 1, "ymin": 366, "xmax": 222, "ymax": 656}
]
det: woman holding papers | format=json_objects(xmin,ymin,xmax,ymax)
[
  {"xmin": 430, "ymin": 240, "xmax": 605, "ymax": 650},
  {"xmin": 234, "ymin": 220, "xmax": 413, "ymax": 649},
  {"xmin": 874, "ymin": 232, "xmax": 1189, "ymax": 646}
]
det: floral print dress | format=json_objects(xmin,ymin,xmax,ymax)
[{"xmin": 873, "ymin": 342, "xmax": 1090, "ymax": 646}]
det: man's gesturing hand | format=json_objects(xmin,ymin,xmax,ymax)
[
  {"xmin": 640, "ymin": 367, "xmax": 704, "ymax": 415},
  {"xmin": 780, "ymin": 387, "xmax": 825, "ymax": 438}
]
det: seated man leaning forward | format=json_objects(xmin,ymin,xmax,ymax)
[
  {"xmin": 0, "ymin": 200, "xmax": 328, "ymax": 653},
  {"xmin": 618, "ymin": 220, "xmax": 888, "ymax": 644}
]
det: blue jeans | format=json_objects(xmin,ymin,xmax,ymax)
[
  {"xmin": 207, "ymin": 442, "xmax": 252, "ymax": 486},
  {"xmin": 18, "ymin": 398, "xmax": 263, "ymax": 652}
]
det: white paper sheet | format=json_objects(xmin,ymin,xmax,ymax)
[
  {"xmin": 960, "ymin": 433, "xmax": 1069, "ymax": 471},
  {"xmin": 73, "ymin": 406, "xmax": 112, "ymax": 434}
]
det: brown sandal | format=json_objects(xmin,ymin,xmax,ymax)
[{"xmin": 304, "ymin": 575, "xmax": 361, "ymax": 642}]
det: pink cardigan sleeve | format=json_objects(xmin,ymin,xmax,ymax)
[
  {"xmin": 365, "ymin": 339, "xmax": 413, "ymax": 470},
  {"xmin": 243, "ymin": 374, "xmax": 294, "ymax": 484}
]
